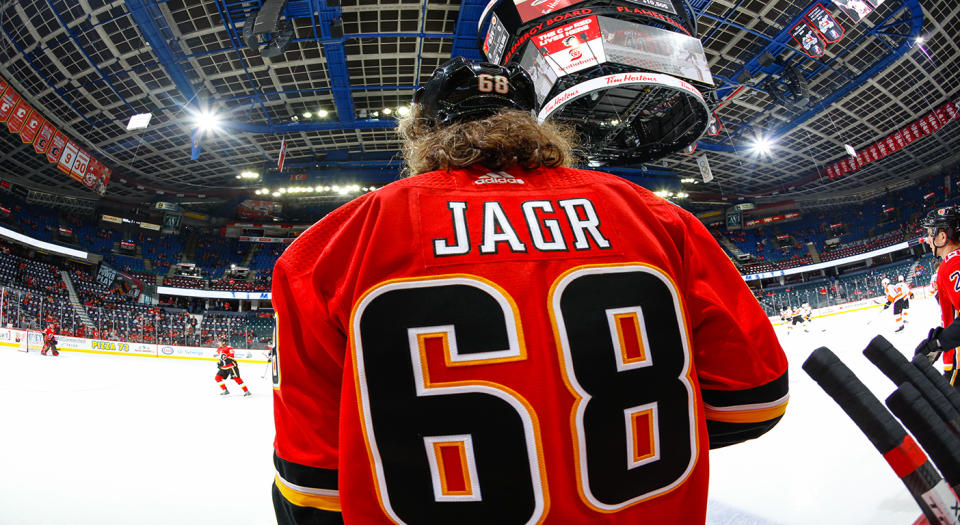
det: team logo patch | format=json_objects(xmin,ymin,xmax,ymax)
[{"xmin": 474, "ymin": 171, "xmax": 525, "ymax": 185}]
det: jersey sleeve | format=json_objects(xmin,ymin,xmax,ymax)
[
  {"xmin": 679, "ymin": 212, "xmax": 789, "ymax": 449},
  {"xmin": 272, "ymin": 257, "xmax": 345, "ymax": 525}
]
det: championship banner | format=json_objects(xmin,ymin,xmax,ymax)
[
  {"xmin": 47, "ymin": 130, "xmax": 66, "ymax": 163},
  {"xmin": 833, "ymin": 0, "xmax": 873, "ymax": 24},
  {"xmin": 0, "ymin": 86, "xmax": 20, "ymax": 122},
  {"xmin": 6, "ymin": 98, "xmax": 30, "ymax": 133},
  {"xmin": 84, "ymin": 158, "xmax": 99, "ymax": 189},
  {"xmin": 806, "ymin": 3, "xmax": 843, "ymax": 43},
  {"xmin": 696, "ymin": 153, "xmax": 713, "ymax": 183},
  {"xmin": 825, "ymin": 97, "xmax": 958, "ymax": 181},
  {"xmin": 71, "ymin": 149, "xmax": 90, "ymax": 183},
  {"xmin": 790, "ymin": 20, "xmax": 825, "ymax": 57},
  {"xmin": 19, "ymin": 111, "xmax": 41, "ymax": 144},
  {"xmin": 0, "ymin": 77, "xmax": 7, "ymax": 96},
  {"xmin": 57, "ymin": 140, "xmax": 79, "ymax": 175},
  {"xmin": 19, "ymin": 109, "xmax": 42, "ymax": 144},
  {"xmin": 34, "ymin": 120, "xmax": 54, "ymax": 154}
]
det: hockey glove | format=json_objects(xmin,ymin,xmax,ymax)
[{"xmin": 914, "ymin": 327, "xmax": 944, "ymax": 364}]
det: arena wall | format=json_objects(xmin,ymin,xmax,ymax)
[{"xmin": 0, "ymin": 328, "xmax": 269, "ymax": 362}]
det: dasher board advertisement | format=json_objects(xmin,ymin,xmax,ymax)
[{"xmin": 599, "ymin": 16, "xmax": 713, "ymax": 85}]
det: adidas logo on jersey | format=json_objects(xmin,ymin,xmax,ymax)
[{"xmin": 474, "ymin": 171, "xmax": 525, "ymax": 185}]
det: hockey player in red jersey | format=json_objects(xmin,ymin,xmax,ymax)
[
  {"xmin": 271, "ymin": 57, "xmax": 789, "ymax": 525},
  {"xmin": 916, "ymin": 206, "xmax": 960, "ymax": 386},
  {"xmin": 41, "ymin": 323, "xmax": 59, "ymax": 356},
  {"xmin": 215, "ymin": 339, "xmax": 250, "ymax": 396}
]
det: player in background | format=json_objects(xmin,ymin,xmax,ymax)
[
  {"xmin": 882, "ymin": 277, "xmax": 906, "ymax": 332},
  {"xmin": 896, "ymin": 275, "xmax": 911, "ymax": 325},
  {"xmin": 915, "ymin": 206, "xmax": 960, "ymax": 387},
  {"xmin": 802, "ymin": 302, "xmax": 813, "ymax": 323},
  {"xmin": 41, "ymin": 323, "xmax": 59, "ymax": 356},
  {"xmin": 270, "ymin": 58, "xmax": 788, "ymax": 525},
  {"xmin": 215, "ymin": 339, "xmax": 251, "ymax": 396}
]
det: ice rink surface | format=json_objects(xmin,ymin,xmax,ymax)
[{"xmin": 0, "ymin": 296, "xmax": 945, "ymax": 524}]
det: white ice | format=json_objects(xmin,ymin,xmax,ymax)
[{"xmin": 0, "ymin": 296, "xmax": 943, "ymax": 524}]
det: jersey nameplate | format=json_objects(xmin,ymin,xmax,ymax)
[{"xmin": 419, "ymin": 192, "xmax": 621, "ymax": 266}]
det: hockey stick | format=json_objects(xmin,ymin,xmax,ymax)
[
  {"xmin": 887, "ymin": 383, "xmax": 960, "ymax": 494},
  {"xmin": 863, "ymin": 336, "xmax": 960, "ymax": 436},
  {"xmin": 261, "ymin": 362, "xmax": 271, "ymax": 379},
  {"xmin": 914, "ymin": 355, "xmax": 960, "ymax": 417},
  {"xmin": 803, "ymin": 347, "xmax": 960, "ymax": 524},
  {"xmin": 866, "ymin": 303, "xmax": 889, "ymax": 325}
]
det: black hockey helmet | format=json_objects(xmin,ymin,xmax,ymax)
[
  {"xmin": 921, "ymin": 205, "xmax": 960, "ymax": 233},
  {"xmin": 412, "ymin": 56, "xmax": 536, "ymax": 127}
]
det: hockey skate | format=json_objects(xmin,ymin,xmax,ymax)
[
  {"xmin": 243, "ymin": 391, "xmax": 252, "ymax": 397},
  {"xmin": 220, "ymin": 389, "xmax": 230, "ymax": 396},
  {"xmin": 894, "ymin": 325, "xmax": 905, "ymax": 332}
]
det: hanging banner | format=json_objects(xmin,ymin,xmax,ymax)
[
  {"xmin": 806, "ymin": 3, "xmax": 844, "ymax": 43},
  {"xmin": 71, "ymin": 149, "xmax": 90, "ymax": 183},
  {"xmin": 696, "ymin": 153, "xmax": 714, "ymax": 183},
  {"xmin": 57, "ymin": 140, "xmax": 79, "ymax": 175},
  {"xmin": 84, "ymin": 158, "xmax": 100, "ymax": 190},
  {"xmin": 790, "ymin": 21, "xmax": 825, "ymax": 58},
  {"xmin": 833, "ymin": 0, "xmax": 873, "ymax": 24},
  {"xmin": 47, "ymin": 130, "xmax": 67, "ymax": 163},
  {"xmin": 97, "ymin": 164, "xmax": 111, "ymax": 196},
  {"xmin": 19, "ymin": 109, "xmax": 42, "ymax": 144},
  {"xmin": 5, "ymin": 98, "xmax": 29, "ymax": 132},
  {"xmin": 33, "ymin": 120, "xmax": 54, "ymax": 154},
  {"xmin": 825, "ymin": 97, "xmax": 959, "ymax": 181},
  {"xmin": 0, "ymin": 87, "xmax": 20, "ymax": 122}
]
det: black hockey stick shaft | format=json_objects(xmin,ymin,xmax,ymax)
[
  {"xmin": 914, "ymin": 354, "xmax": 960, "ymax": 417},
  {"xmin": 864, "ymin": 335, "xmax": 960, "ymax": 436},
  {"xmin": 887, "ymin": 383, "xmax": 960, "ymax": 489},
  {"xmin": 803, "ymin": 347, "xmax": 958, "ymax": 524}
]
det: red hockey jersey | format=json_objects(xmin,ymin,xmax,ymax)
[
  {"xmin": 271, "ymin": 165, "xmax": 789, "ymax": 525},
  {"xmin": 936, "ymin": 249, "xmax": 960, "ymax": 371}
]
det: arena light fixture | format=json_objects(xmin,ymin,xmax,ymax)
[
  {"xmin": 382, "ymin": 107, "xmax": 392, "ymax": 115},
  {"xmin": 844, "ymin": 144, "xmax": 857, "ymax": 157},
  {"xmin": 676, "ymin": 192, "xmax": 689, "ymax": 199},
  {"xmin": 397, "ymin": 106, "xmax": 410, "ymax": 117},
  {"xmin": 750, "ymin": 136, "xmax": 773, "ymax": 156},
  {"xmin": 680, "ymin": 178, "xmax": 696, "ymax": 183},
  {"xmin": 317, "ymin": 109, "xmax": 329, "ymax": 118},
  {"xmin": 194, "ymin": 110, "xmax": 221, "ymax": 132},
  {"xmin": 239, "ymin": 171, "xmax": 260, "ymax": 179},
  {"xmin": 302, "ymin": 111, "xmax": 312, "ymax": 118}
]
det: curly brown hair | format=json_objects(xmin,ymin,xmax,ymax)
[{"xmin": 397, "ymin": 107, "xmax": 578, "ymax": 176}]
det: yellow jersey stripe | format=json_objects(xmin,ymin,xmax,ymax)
[
  {"xmin": 704, "ymin": 400, "xmax": 788, "ymax": 424},
  {"xmin": 274, "ymin": 474, "xmax": 341, "ymax": 511}
]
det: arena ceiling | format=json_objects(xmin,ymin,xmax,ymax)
[{"xmin": 0, "ymin": 0, "xmax": 955, "ymax": 212}]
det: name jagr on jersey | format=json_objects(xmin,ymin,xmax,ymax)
[{"xmin": 419, "ymin": 192, "xmax": 620, "ymax": 265}]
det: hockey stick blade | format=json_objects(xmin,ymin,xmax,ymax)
[
  {"xmin": 864, "ymin": 335, "xmax": 960, "ymax": 436},
  {"xmin": 803, "ymin": 347, "xmax": 957, "ymax": 524}
]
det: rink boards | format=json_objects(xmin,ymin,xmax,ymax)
[{"xmin": 0, "ymin": 328, "xmax": 270, "ymax": 363}]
